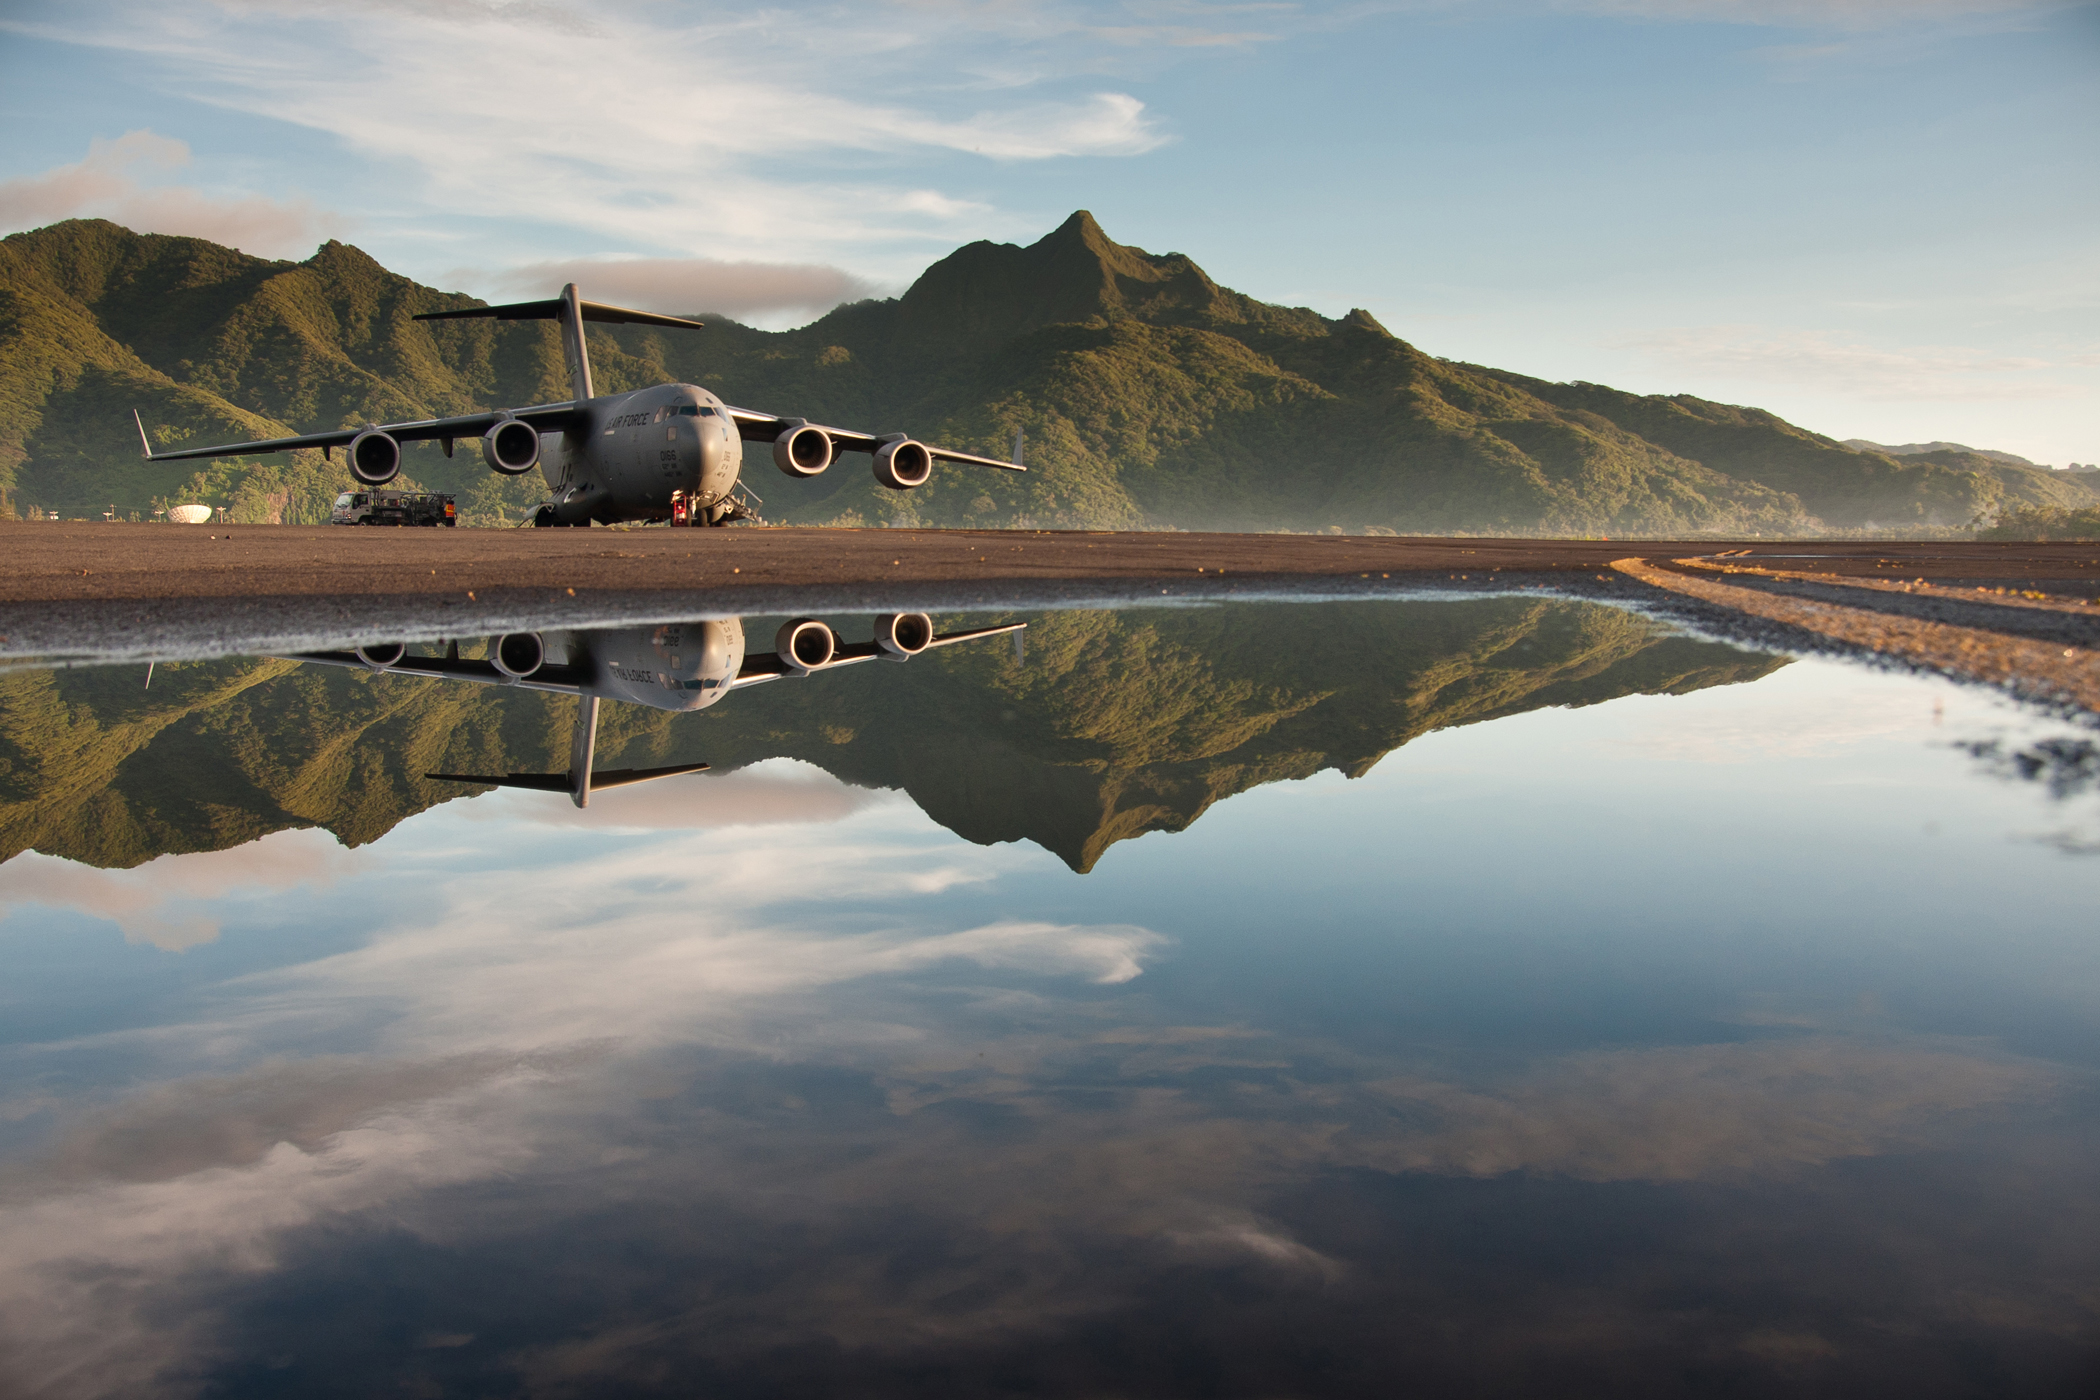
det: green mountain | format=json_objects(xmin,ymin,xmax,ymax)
[
  {"xmin": 3, "ymin": 212, "xmax": 2083, "ymax": 531},
  {"xmin": 0, "ymin": 601, "xmax": 1785, "ymax": 874}
]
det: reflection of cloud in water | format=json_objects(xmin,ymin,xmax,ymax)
[
  {"xmin": 0, "ymin": 797, "xmax": 2076, "ymax": 1396},
  {"xmin": 0, "ymin": 829, "xmax": 357, "ymax": 950},
  {"xmin": 0, "ymin": 802, "xmax": 1162, "ymax": 1395},
  {"xmin": 1602, "ymin": 692, "xmax": 1925, "ymax": 763}
]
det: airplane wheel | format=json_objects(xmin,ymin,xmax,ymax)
[{"xmin": 531, "ymin": 506, "xmax": 559, "ymax": 528}]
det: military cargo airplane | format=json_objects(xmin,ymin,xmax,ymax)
[
  {"xmin": 289, "ymin": 611, "xmax": 1025, "ymax": 807},
  {"xmin": 133, "ymin": 284, "xmax": 1023, "ymax": 527}
]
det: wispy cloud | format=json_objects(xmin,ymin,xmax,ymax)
[
  {"xmin": 0, "ymin": 130, "xmax": 346, "ymax": 257},
  {"xmin": 476, "ymin": 256, "xmax": 882, "ymax": 320},
  {"xmin": 1622, "ymin": 325, "xmax": 2088, "ymax": 400},
  {"xmin": 9, "ymin": 1, "xmax": 1185, "ymax": 268}
]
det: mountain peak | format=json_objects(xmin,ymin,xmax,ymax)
[
  {"xmin": 890, "ymin": 210, "xmax": 1253, "ymax": 354},
  {"xmin": 1040, "ymin": 209, "xmax": 1109, "ymax": 247}
]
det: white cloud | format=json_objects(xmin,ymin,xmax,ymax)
[
  {"xmin": 1622, "ymin": 324, "xmax": 2089, "ymax": 400},
  {"xmin": 0, "ymin": 129, "xmax": 346, "ymax": 257},
  {"xmin": 482, "ymin": 255, "xmax": 882, "ymax": 320}
]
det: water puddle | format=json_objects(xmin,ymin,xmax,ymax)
[{"xmin": 2, "ymin": 597, "xmax": 2096, "ymax": 1396}]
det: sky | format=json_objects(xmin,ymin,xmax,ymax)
[{"xmin": 0, "ymin": 0, "xmax": 2094, "ymax": 462}]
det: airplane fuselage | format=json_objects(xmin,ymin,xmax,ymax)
[
  {"xmin": 539, "ymin": 383, "xmax": 746, "ymax": 526},
  {"xmin": 550, "ymin": 619, "xmax": 749, "ymax": 710}
]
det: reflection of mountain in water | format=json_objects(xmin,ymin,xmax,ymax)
[{"xmin": 0, "ymin": 601, "xmax": 1785, "ymax": 872}]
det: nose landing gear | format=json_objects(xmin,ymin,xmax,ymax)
[{"xmin": 664, "ymin": 487, "xmax": 764, "ymax": 527}]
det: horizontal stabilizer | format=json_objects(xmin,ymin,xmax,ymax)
[
  {"xmin": 425, "ymin": 762, "xmax": 710, "ymax": 794},
  {"xmin": 426, "ymin": 771, "xmax": 571, "ymax": 792},
  {"xmin": 415, "ymin": 299, "xmax": 704, "ymax": 330}
]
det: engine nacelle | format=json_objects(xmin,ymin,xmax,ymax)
[
  {"xmin": 354, "ymin": 642, "xmax": 406, "ymax": 669},
  {"xmin": 348, "ymin": 429, "xmax": 402, "ymax": 486},
  {"xmin": 482, "ymin": 419, "xmax": 540, "ymax": 475},
  {"xmin": 491, "ymin": 631, "xmax": 545, "ymax": 679},
  {"xmin": 873, "ymin": 437, "xmax": 933, "ymax": 491},
  {"xmin": 774, "ymin": 617, "xmax": 838, "ymax": 673},
  {"xmin": 773, "ymin": 424, "xmax": 834, "ymax": 479},
  {"xmin": 875, "ymin": 612, "xmax": 934, "ymax": 658}
]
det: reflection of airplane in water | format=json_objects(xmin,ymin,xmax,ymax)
[{"xmin": 289, "ymin": 614, "xmax": 1025, "ymax": 808}]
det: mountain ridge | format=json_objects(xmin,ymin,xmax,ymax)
[{"xmin": 1, "ymin": 213, "xmax": 2087, "ymax": 532}]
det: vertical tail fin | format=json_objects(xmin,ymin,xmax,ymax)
[
  {"xmin": 413, "ymin": 290, "xmax": 701, "ymax": 407},
  {"xmin": 558, "ymin": 284, "xmax": 593, "ymax": 405},
  {"xmin": 425, "ymin": 690, "xmax": 706, "ymax": 805},
  {"xmin": 569, "ymin": 693, "xmax": 599, "ymax": 807}
]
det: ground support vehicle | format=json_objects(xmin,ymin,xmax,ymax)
[{"xmin": 331, "ymin": 490, "xmax": 457, "ymax": 526}]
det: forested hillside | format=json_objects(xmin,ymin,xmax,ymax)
[{"xmin": 2, "ymin": 213, "xmax": 2085, "ymax": 532}]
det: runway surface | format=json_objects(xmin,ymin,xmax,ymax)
[
  {"xmin": 4, "ymin": 525, "xmax": 2097, "ymax": 713},
  {"xmin": 8, "ymin": 522, "xmax": 2100, "ymax": 604}
]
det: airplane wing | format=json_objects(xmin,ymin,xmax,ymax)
[
  {"xmin": 724, "ymin": 408, "xmax": 1025, "ymax": 473},
  {"xmin": 133, "ymin": 402, "xmax": 585, "ymax": 464},
  {"xmin": 282, "ymin": 648, "xmax": 591, "ymax": 696},
  {"xmin": 727, "ymin": 620, "xmax": 1028, "ymax": 689}
]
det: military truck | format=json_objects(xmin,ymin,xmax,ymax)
[{"xmin": 331, "ymin": 490, "xmax": 457, "ymax": 526}]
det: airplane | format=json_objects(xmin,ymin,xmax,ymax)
[
  {"xmin": 286, "ymin": 611, "xmax": 1026, "ymax": 807},
  {"xmin": 131, "ymin": 283, "xmax": 1024, "ymax": 527}
]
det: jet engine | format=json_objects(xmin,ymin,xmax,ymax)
[
  {"xmin": 774, "ymin": 617, "xmax": 838, "ymax": 673},
  {"xmin": 875, "ymin": 612, "xmax": 934, "ymax": 658},
  {"xmin": 348, "ymin": 428, "xmax": 402, "ymax": 486},
  {"xmin": 773, "ymin": 424, "xmax": 833, "ymax": 478},
  {"xmin": 873, "ymin": 438, "xmax": 933, "ymax": 490},
  {"xmin": 482, "ymin": 419, "xmax": 540, "ymax": 475},
  {"xmin": 491, "ymin": 631, "xmax": 546, "ymax": 679},
  {"xmin": 354, "ymin": 642, "xmax": 407, "ymax": 669}
]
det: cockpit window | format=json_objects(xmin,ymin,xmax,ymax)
[{"xmin": 678, "ymin": 405, "xmax": 704, "ymax": 416}]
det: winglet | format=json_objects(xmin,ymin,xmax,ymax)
[
  {"xmin": 1012, "ymin": 428, "xmax": 1024, "ymax": 468},
  {"xmin": 133, "ymin": 410, "xmax": 153, "ymax": 460}
]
